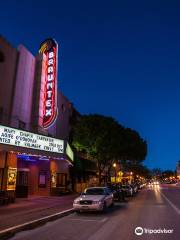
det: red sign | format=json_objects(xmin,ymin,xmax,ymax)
[{"xmin": 39, "ymin": 39, "xmax": 58, "ymax": 128}]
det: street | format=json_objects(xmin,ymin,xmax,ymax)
[{"xmin": 10, "ymin": 185, "xmax": 180, "ymax": 240}]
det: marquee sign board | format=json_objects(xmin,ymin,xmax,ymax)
[
  {"xmin": 39, "ymin": 38, "xmax": 58, "ymax": 129},
  {"xmin": 0, "ymin": 125, "xmax": 64, "ymax": 154},
  {"xmin": 66, "ymin": 143, "xmax": 74, "ymax": 161}
]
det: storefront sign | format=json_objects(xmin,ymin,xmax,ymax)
[
  {"xmin": 0, "ymin": 125, "xmax": 64, "ymax": 154},
  {"xmin": 66, "ymin": 143, "xmax": 74, "ymax": 161},
  {"xmin": 7, "ymin": 167, "xmax": 17, "ymax": 190},
  {"xmin": 39, "ymin": 171, "xmax": 47, "ymax": 188},
  {"xmin": 39, "ymin": 38, "xmax": 58, "ymax": 129}
]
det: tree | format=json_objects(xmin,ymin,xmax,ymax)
[
  {"xmin": 151, "ymin": 168, "xmax": 162, "ymax": 178},
  {"xmin": 72, "ymin": 114, "xmax": 122, "ymax": 184},
  {"xmin": 125, "ymin": 163, "xmax": 151, "ymax": 179},
  {"xmin": 121, "ymin": 128, "xmax": 147, "ymax": 163},
  {"xmin": 162, "ymin": 170, "xmax": 175, "ymax": 178},
  {"xmin": 72, "ymin": 114, "xmax": 148, "ymax": 184}
]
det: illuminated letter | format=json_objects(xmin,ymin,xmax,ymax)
[
  {"xmin": 49, "ymin": 52, "xmax": 54, "ymax": 58},
  {"xmin": 48, "ymin": 59, "xmax": 54, "ymax": 65},
  {"xmin": 45, "ymin": 109, "xmax": 52, "ymax": 117},
  {"xmin": 46, "ymin": 100, "xmax": 52, "ymax": 107},
  {"xmin": 47, "ymin": 82, "xmax": 53, "ymax": 90},
  {"xmin": 47, "ymin": 91, "xmax": 53, "ymax": 98},
  {"xmin": 48, "ymin": 74, "xmax": 54, "ymax": 81},
  {"xmin": 48, "ymin": 66, "xmax": 54, "ymax": 73}
]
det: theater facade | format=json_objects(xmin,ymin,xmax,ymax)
[{"xmin": 0, "ymin": 36, "xmax": 75, "ymax": 199}]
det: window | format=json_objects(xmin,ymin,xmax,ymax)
[
  {"xmin": 85, "ymin": 188, "xmax": 105, "ymax": 195},
  {"xmin": 56, "ymin": 173, "xmax": 67, "ymax": 187},
  {"xmin": 39, "ymin": 171, "xmax": 47, "ymax": 188},
  {"xmin": 68, "ymin": 102, "xmax": 72, "ymax": 109},
  {"xmin": 61, "ymin": 104, "xmax": 66, "ymax": 113}
]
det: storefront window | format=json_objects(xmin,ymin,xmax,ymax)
[
  {"xmin": 39, "ymin": 171, "xmax": 47, "ymax": 188},
  {"xmin": 56, "ymin": 173, "xmax": 67, "ymax": 187}
]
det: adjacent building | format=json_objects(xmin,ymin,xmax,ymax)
[{"xmin": 0, "ymin": 36, "xmax": 76, "ymax": 199}]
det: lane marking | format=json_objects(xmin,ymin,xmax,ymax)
[
  {"xmin": 154, "ymin": 186, "xmax": 164, "ymax": 204},
  {"xmin": 159, "ymin": 191, "xmax": 180, "ymax": 215},
  {"xmin": 101, "ymin": 217, "xmax": 108, "ymax": 222},
  {"xmin": 0, "ymin": 208, "xmax": 74, "ymax": 235},
  {"xmin": 70, "ymin": 217, "xmax": 108, "ymax": 223}
]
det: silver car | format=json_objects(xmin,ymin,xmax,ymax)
[{"xmin": 73, "ymin": 187, "xmax": 114, "ymax": 212}]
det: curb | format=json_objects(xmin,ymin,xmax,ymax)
[{"xmin": 0, "ymin": 208, "xmax": 74, "ymax": 240}]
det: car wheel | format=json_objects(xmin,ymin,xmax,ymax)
[{"xmin": 102, "ymin": 202, "xmax": 107, "ymax": 213}]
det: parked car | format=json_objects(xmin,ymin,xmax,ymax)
[
  {"xmin": 108, "ymin": 184, "xmax": 126, "ymax": 202},
  {"xmin": 73, "ymin": 187, "xmax": 114, "ymax": 213},
  {"xmin": 176, "ymin": 181, "xmax": 180, "ymax": 186},
  {"xmin": 130, "ymin": 184, "xmax": 138, "ymax": 194},
  {"xmin": 137, "ymin": 182, "xmax": 143, "ymax": 190},
  {"xmin": 122, "ymin": 185, "xmax": 133, "ymax": 197}
]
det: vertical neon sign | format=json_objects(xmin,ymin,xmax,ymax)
[{"xmin": 39, "ymin": 39, "xmax": 58, "ymax": 129}]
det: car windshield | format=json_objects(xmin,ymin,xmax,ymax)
[{"xmin": 84, "ymin": 188, "xmax": 105, "ymax": 195}]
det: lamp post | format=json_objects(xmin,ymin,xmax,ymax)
[
  {"xmin": 113, "ymin": 163, "xmax": 117, "ymax": 184},
  {"xmin": 130, "ymin": 171, "xmax": 133, "ymax": 184}
]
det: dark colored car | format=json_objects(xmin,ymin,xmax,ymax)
[
  {"xmin": 130, "ymin": 183, "xmax": 138, "ymax": 194},
  {"xmin": 122, "ymin": 184, "xmax": 133, "ymax": 197},
  {"xmin": 109, "ymin": 184, "xmax": 126, "ymax": 201}
]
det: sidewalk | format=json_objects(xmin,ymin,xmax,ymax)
[{"xmin": 0, "ymin": 194, "xmax": 78, "ymax": 232}]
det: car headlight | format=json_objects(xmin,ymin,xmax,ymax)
[{"xmin": 73, "ymin": 199, "xmax": 80, "ymax": 204}]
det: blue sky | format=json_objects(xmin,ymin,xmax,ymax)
[{"xmin": 1, "ymin": 0, "xmax": 180, "ymax": 170}]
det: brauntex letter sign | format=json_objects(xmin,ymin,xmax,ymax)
[{"xmin": 39, "ymin": 38, "xmax": 58, "ymax": 129}]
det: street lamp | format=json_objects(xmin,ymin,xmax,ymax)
[
  {"xmin": 113, "ymin": 163, "xmax": 117, "ymax": 184},
  {"xmin": 113, "ymin": 163, "xmax": 117, "ymax": 168},
  {"xmin": 129, "ymin": 171, "xmax": 133, "ymax": 184}
]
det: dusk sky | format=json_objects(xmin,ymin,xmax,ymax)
[{"xmin": 1, "ymin": 0, "xmax": 180, "ymax": 171}]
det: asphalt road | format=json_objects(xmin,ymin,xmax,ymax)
[{"xmin": 10, "ymin": 184, "xmax": 180, "ymax": 240}]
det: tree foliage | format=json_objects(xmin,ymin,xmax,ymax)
[
  {"xmin": 162, "ymin": 170, "xmax": 175, "ymax": 178},
  {"xmin": 72, "ymin": 114, "xmax": 147, "ymax": 183}
]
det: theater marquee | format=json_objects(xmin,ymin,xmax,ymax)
[
  {"xmin": 0, "ymin": 125, "xmax": 64, "ymax": 154},
  {"xmin": 39, "ymin": 38, "xmax": 58, "ymax": 129}
]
